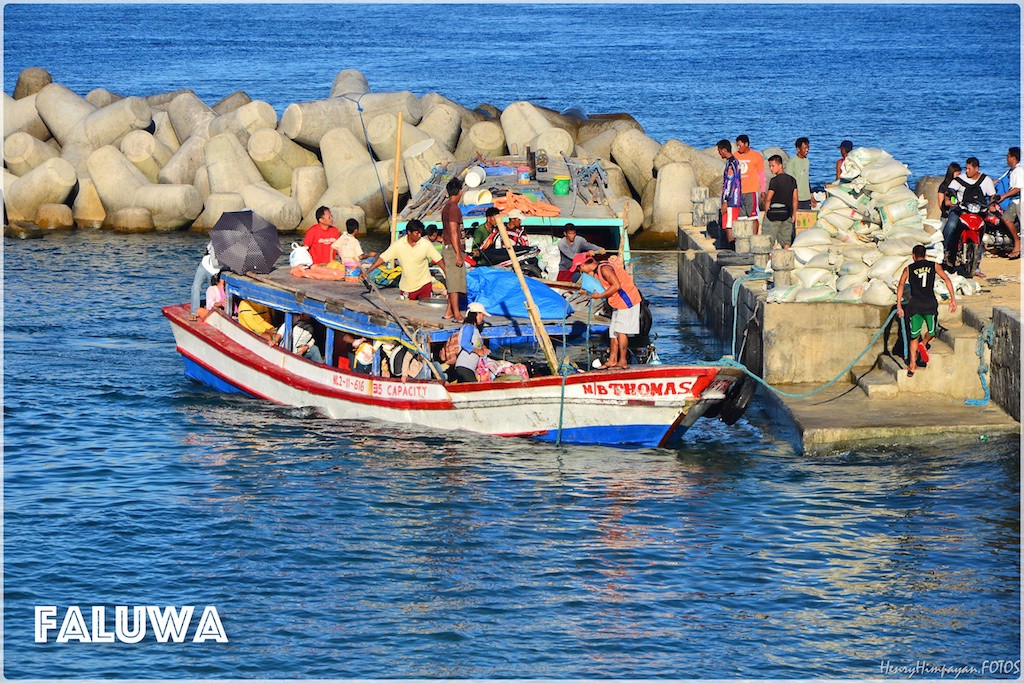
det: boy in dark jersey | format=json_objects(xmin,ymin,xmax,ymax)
[{"xmin": 895, "ymin": 245, "xmax": 958, "ymax": 377}]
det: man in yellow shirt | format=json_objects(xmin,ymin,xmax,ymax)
[
  {"xmin": 237, "ymin": 300, "xmax": 282, "ymax": 345},
  {"xmin": 734, "ymin": 134, "xmax": 766, "ymax": 233},
  {"xmin": 362, "ymin": 220, "xmax": 446, "ymax": 300}
]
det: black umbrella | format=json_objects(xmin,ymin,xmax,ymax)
[{"xmin": 209, "ymin": 209, "xmax": 282, "ymax": 274}]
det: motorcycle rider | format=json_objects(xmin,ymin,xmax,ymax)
[{"xmin": 942, "ymin": 157, "xmax": 996, "ymax": 273}]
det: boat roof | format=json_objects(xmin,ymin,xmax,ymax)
[
  {"xmin": 222, "ymin": 268, "xmax": 607, "ymax": 345},
  {"xmin": 397, "ymin": 154, "xmax": 627, "ymax": 234}
]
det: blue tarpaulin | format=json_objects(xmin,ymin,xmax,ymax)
[{"xmin": 466, "ymin": 267, "xmax": 573, "ymax": 320}]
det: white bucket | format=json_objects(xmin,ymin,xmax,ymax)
[
  {"xmin": 465, "ymin": 165, "xmax": 486, "ymax": 188},
  {"xmin": 462, "ymin": 188, "xmax": 492, "ymax": 205}
]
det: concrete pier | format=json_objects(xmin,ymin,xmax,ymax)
[{"xmin": 676, "ymin": 220, "xmax": 1021, "ymax": 453}]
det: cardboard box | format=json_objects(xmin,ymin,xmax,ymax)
[{"xmin": 794, "ymin": 210, "xmax": 818, "ymax": 232}]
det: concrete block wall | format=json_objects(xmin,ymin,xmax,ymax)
[
  {"xmin": 678, "ymin": 223, "xmax": 891, "ymax": 385},
  {"xmin": 990, "ymin": 306, "xmax": 1020, "ymax": 421}
]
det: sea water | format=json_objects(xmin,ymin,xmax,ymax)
[{"xmin": 3, "ymin": 4, "xmax": 1021, "ymax": 678}]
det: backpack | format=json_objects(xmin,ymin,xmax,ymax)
[
  {"xmin": 959, "ymin": 174, "xmax": 989, "ymax": 207},
  {"xmin": 439, "ymin": 328, "xmax": 464, "ymax": 365}
]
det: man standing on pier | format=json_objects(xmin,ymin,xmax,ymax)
[
  {"xmin": 895, "ymin": 244, "xmax": 957, "ymax": 378},
  {"xmin": 441, "ymin": 177, "xmax": 467, "ymax": 322},
  {"xmin": 762, "ymin": 155, "xmax": 798, "ymax": 249},
  {"xmin": 717, "ymin": 139, "xmax": 743, "ymax": 248},
  {"xmin": 785, "ymin": 137, "xmax": 816, "ymax": 210},
  {"xmin": 734, "ymin": 134, "xmax": 765, "ymax": 233}
]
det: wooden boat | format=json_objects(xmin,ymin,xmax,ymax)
[{"xmin": 163, "ymin": 269, "xmax": 750, "ymax": 448}]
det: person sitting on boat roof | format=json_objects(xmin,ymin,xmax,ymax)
[
  {"xmin": 556, "ymin": 223, "xmax": 604, "ymax": 282},
  {"xmin": 331, "ymin": 218, "xmax": 376, "ymax": 271},
  {"xmin": 479, "ymin": 209, "xmax": 529, "ymax": 251},
  {"xmin": 303, "ymin": 206, "xmax": 341, "ymax": 265},
  {"xmin": 473, "ymin": 208, "xmax": 501, "ymax": 252},
  {"xmin": 237, "ymin": 299, "xmax": 282, "ymax": 346},
  {"xmin": 571, "ymin": 253, "xmax": 642, "ymax": 370},
  {"xmin": 451, "ymin": 302, "xmax": 492, "ymax": 383},
  {"xmin": 362, "ymin": 219, "xmax": 445, "ymax": 302},
  {"xmin": 278, "ymin": 312, "xmax": 323, "ymax": 364}
]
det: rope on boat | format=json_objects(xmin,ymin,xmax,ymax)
[
  {"xmin": 340, "ymin": 93, "xmax": 393, "ymax": 220},
  {"xmin": 965, "ymin": 321, "xmax": 995, "ymax": 406},
  {"xmin": 730, "ymin": 266, "xmax": 771, "ymax": 358},
  {"xmin": 719, "ymin": 309, "xmax": 899, "ymax": 399}
]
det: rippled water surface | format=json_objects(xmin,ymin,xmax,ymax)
[{"xmin": 3, "ymin": 3, "xmax": 1022, "ymax": 678}]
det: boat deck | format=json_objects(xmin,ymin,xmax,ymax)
[{"xmin": 224, "ymin": 268, "xmax": 607, "ymax": 345}]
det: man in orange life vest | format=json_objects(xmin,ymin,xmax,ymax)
[{"xmin": 571, "ymin": 253, "xmax": 643, "ymax": 369}]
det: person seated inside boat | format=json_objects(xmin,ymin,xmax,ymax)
[
  {"xmin": 352, "ymin": 337, "xmax": 375, "ymax": 374},
  {"xmin": 330, "ymin": 218, "xmax": 377, "ymax": 271},
  {"xmin": 205, "ymin": 273, "xmax": 225, "ymax": 313},
  {"xmin": 381, "ymin": 340, "xmax": 433, "ymax": 382},
  {"xmin": 362, "ymin": 220, "xmax": 446, "ymax": 301},
  {"xmin": 237, "ymin": 299, "xmax": 282, "ymax": 346},
  {"xmin": 278, "ymin": 312, "xmax": 323, "ymax": 364},
  {"xmin": 556, "ymin": 224, "xmax": 604, "ymax": 282},
  {"xmin": 425, "ymin": 224, "xmax": 444, "ymax": 253},
  {"xmin": 479, "ymin": 209, "xmax": 529, "ymax": 251},
  {"xmin": 451, "ymin": 302, "xmax": 492, "ymax": 383}
]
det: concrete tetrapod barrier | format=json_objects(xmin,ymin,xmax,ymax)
[
  {"xmin": 111, "ymin": 207, "xmax": 155, "ymax": 233},
  {"xmin": 652, "ymin": 161, "xmax": 697, "ymax": 233},
  {"xmin": 36, "ymin": 203, "xmax": 74, "ymax": 229},
  {"xmin": 532, "ymin": 127, "xmax": 575, "ymax": 157},
  {"xmin": 602, "ymin": 162, "xmax": 633, "ymax": 202},
  {"xmin": 34, "ymin": 84, "xmax": 96, "ymax": 143},
  {"xmin": 13, "ymin": 67, "xmax": 52, "ymax": 99},
  {"xmin": 402, "ymin": 138, "xmax": 453, "ymax": 198},
  {"xmin": 85, "ymin": 145, "xmax": 202, "ymax": 231},
  {"xmin": 204, "ymin": 133, "xmax": 302, "ymax": 232},
  {"xmin": 609, "ymin": 196, "xmax": 644, "ymax": 235},
  {"xmin": 195, "ymin": 192, "xmax": 246, "ymax": 232},
  {"xmin": 248, "ymin": 128, "xmax": 321, "ymax": 192},
  {"xmin": 302, "ymin": 159, "xmax": 399, "ymax": 231},
  {"xmin": 416, "ymin": 103, "xmax": 463, "ymax": 153},
  {"xmin": 86, "ymin": 88, "xmax": 124, "ymax": 108},
  {"xmin": 291, "ymin": 165, "xmax": 328, "ymax": 217},
  {"xmin": 194, "ymin": 165, "xmax": 211, "ymax": 201},
  {"xmin": 4, "ymin": 93, "xmax": 52, "ymax": 140},
  {"xmin": 212, "ymin": 91, "xmax": 253, "ymax": 115},
  {"xmin": 145, "ymin": 88, "xmax": 195, "ymax": 111},
  {"xmin": 611, "ymin": 129, "xmax": 662, "ymax": 197},
  {"xmin": 320, "ymin": 127, "xmax": 372, "ymax": 184},
  {"xmin": 73, "ymin": 178, "xmax": 106, "ymax": 228},
  {"xmin": 207, "ymin": 100, "xmax": 278, "ymax": 146},
  {"xmin": 279, "ymin": 91, "xmax": 423, "ymax": 147},
  {"xmin": 654, "ymin": 139, "xmax": 726, "ymax": 196},
  {"xmin": 158, "ymin": 127, "xmax": 210, "ymax": 185},
  {"xmin": 330, "ymin": 69, "xmax": 370, "ymax": 97},
  {"xmin": 367, "ymin": 112, "xmax": 430, "ymax": 161},
  {"xmin": 420, "ymin": 93, "xmax": 487, "ymax": 130},
  {"xmin": 167, "ymin": 92, "xmax": 218, "ymax": 142},
  {"xmin": 453, "ymin": 120, "xmax": 506, "ymax": 161},
  {"xmin": 577, "ymin": 116, "xmax": 642, "ymax": 145},
  {"xmin": 152, "ymin": 111, "xmax": 181, "ymax": 151},
  {"xmin": 120, "ymin": 130, "xmax": 174, "ymax": 182},
  {"xmin": 914, "ymin": 176, "xmax": 942, "ymax": 220},
  {"xmin": 500, "ymin": 101, "xmax": 555, "ymax": 154},
  {"xmin": 640, "ymin": 178, "xmax": 657, "ymax": 229},
  {"xmin": 575, "ymin": 128, "xmax": 619, "ymax": 162},
  {"xmin": 4, "ymin": 157, "xmax": 77, "ymax": 222},
  {"xmin": 3, "ymin": 131, "xmax": 59, "ymax": 176}
]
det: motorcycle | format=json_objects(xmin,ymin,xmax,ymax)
[
  {"xmin": 982, "ymin": 203, "xmax": 1018, "ymax": 257},
  {"xmin": 474, "ymin": 245, "xmax": 545, "ymax": 279},
  {"xmin": 946, "ymin": 199, "xmax": 992, "ymax": 277}
]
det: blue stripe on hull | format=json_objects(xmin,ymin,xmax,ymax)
[
  {"xmin": 183, "ymin": 357, "xmax": 255, "ymax": 396},
  {"xmin": 534, "ymin": 423, "xmax": 685, "ymax": 448}
]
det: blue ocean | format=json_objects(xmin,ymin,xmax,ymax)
[{"xmin": 3, "ymin": 3, "xmax": 1021, "ymax": 678}]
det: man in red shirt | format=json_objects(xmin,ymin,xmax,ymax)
[
  {"xmin": 734, "ymin": 134, "xmax": 766, "ymax": 234},
  {"xmin": 441, "ymin": 178, "xmax": 466, "ymax": 322},
  {"xmin": 303, "ymin": 206, "xmax": 341, "ymax": 264}
]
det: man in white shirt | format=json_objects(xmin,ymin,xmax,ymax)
[
  {"xmin": 995, "ymin": 147, "xmax": 1021, "ymax": 259},
  {"xmin": 331, "ymin": 218, "xmax": 376, "ymax": 268}
]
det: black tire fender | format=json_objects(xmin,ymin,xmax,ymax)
[{"xmin": 720, "ymin": 318, "xmax": 762, "ymax": 425}]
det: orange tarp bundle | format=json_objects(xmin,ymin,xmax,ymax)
[
  {"xmin": 290, "ymin": 264, "xmax": 349, "ymax": 280},
  {"xmin": 493, "ymin": 192, "xmax": 561, "ymax": 217}
]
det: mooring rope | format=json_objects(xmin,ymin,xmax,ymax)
[{"xmin": 341, "ymin": 93, "xmax": 393, "ymax": 220}]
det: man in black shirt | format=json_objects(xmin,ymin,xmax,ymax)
[
  {"xmin": 762, "ymin": 155, "xmax": 799, "ymax": 248},
  {"xmin": 895, "ymin": 244, "xmax": 958, "ymax": 377}
]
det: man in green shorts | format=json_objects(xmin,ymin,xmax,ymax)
[{"xmin": 895, "ymin": 244, "xmax": 958, "ymax": 377}]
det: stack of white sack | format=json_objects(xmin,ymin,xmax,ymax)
[{"xmin": 767, "ymin": 148, "xmax": 978, "ymax": 305}]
